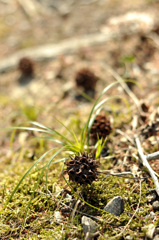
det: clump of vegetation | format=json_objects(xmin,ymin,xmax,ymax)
[
  {"xmin": 1, "ymin": 81, "xmax": 118, "ymax": 216},
  {"xmin": 1, "ymin": 78, "xmax": 159, "ymax": 239}
]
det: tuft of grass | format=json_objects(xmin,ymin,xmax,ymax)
[{"xmin": 0, "ymin": 80, "xmax": 134, "ymax": 232}]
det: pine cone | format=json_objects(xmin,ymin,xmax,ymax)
[
  {"xmin": 65, "ymin": 153, "xmax": 99, "ymax": 185},
  {"xmin": 75, "ymin": 68, "xmax": 98, "ymax": 91},
  {"xmin": 90, "ymin": 115, "xmax": 112, "ymax": 142},
  {"xmin": 18, "ymin": 57, "xmax": 34, "ymax": 76}
]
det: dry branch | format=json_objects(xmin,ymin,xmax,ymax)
[
  {"xmin": 147, "ymin": 151, "xmax": 159, "ymax": 161},
  {"xmin": 98, "ymin": 170, "xmax": 136, "ymax": 178},
  {"xmin": 135, "ymin": 136, "xmax": 159, "ymax": 196},
  {"xmin": 0, "ymin": 10, "xmax": 158, "ymax": 73}
]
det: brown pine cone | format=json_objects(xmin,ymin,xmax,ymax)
[
  {"xmin": 18, "ymin": 57, "xmax": 34, "ymax": 76},
  {"xmin": 65, "ymin": 153, "xmax": 99, "ymax": 185},
  {"xmin": 90, "ymin": 114, "xmax": 112, "ymax": 142},
  {"xmin": 75, "ymin": 68, "xmax": 98, "ymax": 91}
]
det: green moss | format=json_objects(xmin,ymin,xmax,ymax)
[
  {"xmin": 68, "ymin": 176, "xmax": 151, "ymax": 239},
  {"xmin": 0, "ymin": 88, "xmax": 158, "ymax": 239},
  {"xmin": 0, "ymin": 146, "xmax": 155, "ymax": 240}
]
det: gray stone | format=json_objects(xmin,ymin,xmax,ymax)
[
  {"xmin": 104, "ymin": 196, "xmax": 124, "ymax": 216},
  {"xmin": 81, "ymin": 216, "xmax": 99, "ymax": 240},
  {"xmin": 125, "ymin": 235, "xmax": 134, "ymax": 240},
  {"xmin": 143, "ymin": 224, "xmax": 155, "ymax": 239},
  {"xmin": 154, "ymin": 235, "xmax": 159, "ymax": 240},
  {"xmin": 155, "ymin": 227, "xmax": 159, "ymax": 235},
  {"xmin": 152, "ymin": 201, "xmax": 159, "ymax": 211}
]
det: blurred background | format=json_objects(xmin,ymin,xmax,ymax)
[{"xmin": 0, "ymin": 0, "xmax": 159, "ymax": 147}]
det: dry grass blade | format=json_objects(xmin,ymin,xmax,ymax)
[
  {"xmin": 105, "ymin": 64, "xmax": 141, "ymax": 113},
  {"xmin": 70, "ymin": 199, "xmax": 81, "ymax": 224}
]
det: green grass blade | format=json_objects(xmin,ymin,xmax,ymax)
[
  {"xmin": 93, "ymin": 96, "xmax": 120, "ymax": 112},
  {"xmin": 52, "ymin": 117, "xmax": 76, "ymax": 139},
  {"xmin": 95, "ymin": 137, "xmax": 107, "ymax": 159},
  {"xmin": 35, "ymin": 136, "xmax": 66, "ymax": 146},
  {"xmin": 70, "ymin": 128, "xmax": 80, "ymax": 147},
  {"xmin": 27, "ymin": 121, "xmax": 53, "ymax": 130},
  {"xmin": 3, "ymin": 126, "xmax": 53, "ymax": 134},
  {"xmin": 51, "ymin": 117, "xmax": 82, "ymax": 149},
  {"xmin": 64, "ymin": 144, "xmax": 81, "ymax": 154},
  {"xmin": 45, "ymin": 147, "xmax": 66, "ymax": 190},
  {"xmin": 80, "ymin": 81, "xmax": 119, "ymax": 151},
  {"xmin": 29, "ymin": 121, "xmax": 75, "ymax": 145},
  {"xmin": 87, "ymin": 95, "xmax": 130, "ymax": 146}
]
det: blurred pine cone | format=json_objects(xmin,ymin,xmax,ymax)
[
  {"xmin": 75, "ymin": 68, "xmax": 98, "ymax": 91},
  {"xmin": 90, "ymin": 115, "xmax": 112, "ymax": 142},
  {"xmin": 18, "ymin": 57, "xmax": 34, "ymax": 76},
  {"xmin": 65, "ymin": 153, "xmax": 99, "ymax": 185}
]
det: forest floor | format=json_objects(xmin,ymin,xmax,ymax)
[{"xmin": 0, "ymin": 0, "xmax": 159, "ymax": 239}]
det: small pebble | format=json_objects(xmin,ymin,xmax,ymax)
[
  {"xmin": 143, "ymin": 224, "xmax": 155, "ymax": 239},
  {"xmin": 154, "ymin": 235, "xmax": 159, "ymax": 240},
  {"xmin": 104, "ymin": 196, "xmax": 124, "ymax": 216},
  {"xmin": 152, "ymin": 201, "xmax": 159, "ymax": 211},
  {"xmin": 54, "ymin": 211, "xmax": 62, "ymax": 223},
  {"xmin": 81, "ymin": 216, "xmax": 98, "ymax": 240},
  {"xmin": 155, "ymin": 227, "xmax": 159, "ymax": 235},
  {"xmin": 125, "ymin": 235, "xmax": 134, "ymax": 240}
]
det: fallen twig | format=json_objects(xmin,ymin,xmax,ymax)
[
  {"xmin": 135, "ymin": 136, "xmax": 159, "ymax": 195},
  {"xmin": 146, "ymin": 151, "xmax": 159, "ymax": 161},
  {"xmin": 99, "ymin": 170, "xmax": 146, "ymax": 180},
  {"xmin": 98, "ymin": 170, "xmax": 135, "ymax": 176}
]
